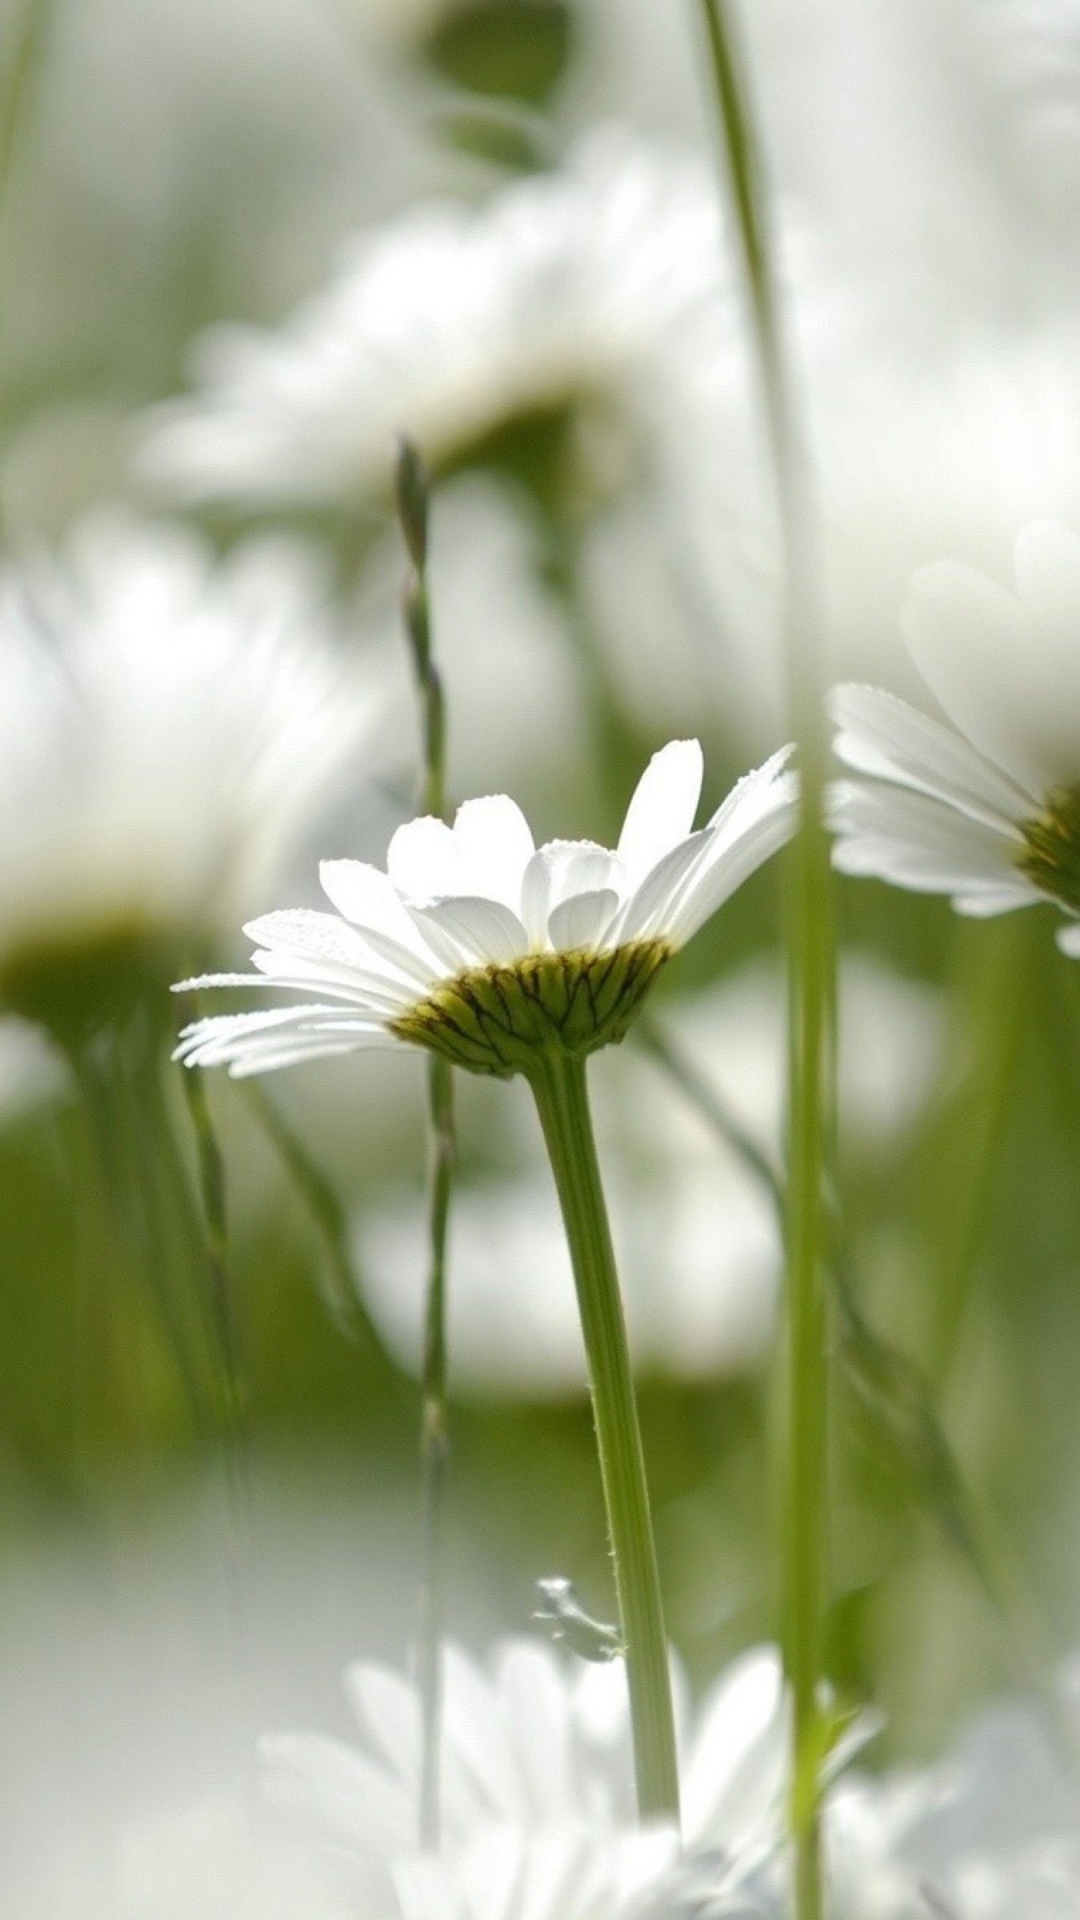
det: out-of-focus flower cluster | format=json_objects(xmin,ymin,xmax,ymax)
[
  {"xmin": 14, "ymin": 1618, "xmax": 1080, "ymax": 1918},
  {"xmin": 6, "ymin": 0, "xmax": 1080, "ymax": 1912}
]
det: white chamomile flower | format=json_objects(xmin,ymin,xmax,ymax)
[
  {"xmin": 174, "ymin": 739, "xmax": 797, "ymax": 1081},
  {"xmin": 0, "ymin": 512, "xmax": 375, "ymax": 1042},
  {"xmin": 392, "ymin": 1826, "xmax": 675, "ymax": 1920},
  {"xmin": 266, "ymin": 1636, "xmax": 878, "ymax": 1917},
  {"xmin": 264, "ymin": 1637, "xmax": 793, "ymax": 1881},
  {"xmin": 137, "ymin": 131, "xmax": 728, "ymax": 510},
  {"xmin": 830, "ymin": 520, "xmax": 1080, "ymax": 954}
]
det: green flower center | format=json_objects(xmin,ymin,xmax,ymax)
[
  {"xmin": 391, "ymin": 939, "xmax": 673, "ymax": 1078},
  {"xmin": 1018, "ymin": 784, "xmax": 1080, "ymax": 917}
]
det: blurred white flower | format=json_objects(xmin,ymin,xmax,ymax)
[
  {"xmin": 821, "ymin": 1677, "xmax": 1080, "ymax": 1920},
  {"xmin": 830, "ymin": 521, "xmax": 1080, "ymax": 952},
  {"xmin": 175, "ymin": 740, "xmax": 796, "ymax": 1080},
  {"xmin": 137, "ymin": 131, "xmax": 729, "ymax": 508},
  {"xmin": 264, "ymin": 1637, "xmax": 794, "ymax": 1892},
  {"xmin": 392, "ymin": 1824, "xmax": 672, "ymax": 1920},
  {"xmin": 644, "ymin": 327, "xmax": 1080, "ymax": 748},
  {"xmin": 0, "ymin": 513, "xmax": 375, "ymax": 1029}
]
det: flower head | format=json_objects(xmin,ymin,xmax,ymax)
[
  {"xmin": 137, "ymin": 133, "xmax": 727, "ymax": 511},
  {"xmin": 174, "ymin": 741, "xmax": 796, "ymax": 1081},
  {"xmin": 830, "ymin": 521, "xmax": 1080, "ymax": 954},
  {"xmin": 0, "ymin": 513, "xmax": 374, "ymax": 1042}
]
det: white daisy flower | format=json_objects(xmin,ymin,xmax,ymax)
[
  {"xmin": 391, "ymin": 1825, "xmax": 676, "ymax": 1920},
  {"xmin": 264, "ymin": 1637, "xmax": 791, "ymax": 1882},
  {"xmin": 829, "ymin": 520, "xmax": 1080, "ymax": 953},
  {"xmin": 174, "ymin": 739, "xmax": 797, "ymax": 1080},
  {"xmin": 136, "ymin": 131, "xmax": 728, "ymax": 509},
  {"xmin": 0, "ymin": 511, "xmax": 375, "ymax": 1038}
]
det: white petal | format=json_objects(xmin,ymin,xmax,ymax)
[
  {"xmin": 832, "ymin": 781, "xmax": 1026, "ymax": 898},
  {"xmin": 450, "ymin": 794, "xmax": 536, "ymax": 910},
  {"xmin": 901, "ymin": 562, "xmax": 1064, "ymax": 797},
  {"xmin": 616, "ymin": 739, "xmax": 704, "ymax": 882},
  {"xmin": 388, "ymin": 814, "xmax": 460, "ymax": 901},
  {"xmin": 669, "ymin": 776, "xmax": 798, "ymax": 943},
  {"xmin": 1057, "ymin": 920, "xmax": 1080, "ymax": 956},
  {"xmin": 493, "ymin": 1643, "xmax": 573, "ymax": 1822},
  {"xmin": 521, "ymin": 841, "xmax": 625, "ymax": 948},
  {"xmin": 319, "ymin": 858, "xmax": 443, "ymax": 979},
  {"xmin": 547, "ymin": 886, "xmax": 620, "ymax": 952},
  {"xmin": 954, "ymin": 884, "xmax": 1038, "ymax": 916},
  {"xmin": 243, "ymin": 908, "xmax": 386, "ymax": 970},
  {"xmin": 704, "ymin": 744, "xmax": 794, "ymax": 833},
  {"xmin": 829, "ymin": 683, "xmax": 1027, "ymax": 831},
  {"xmin": 684, "ymin": 1647, "xmax": 786, "ymax": 1850},
  {"xmin": 346, "ymin": 1661, "xmax": 421, "ymax": 1789},
  {"xmin": 172, "ymin": 971, "xmax": 277, "ymax": 992},
  {"xmin": 174, "ymin": 1005, "xmax": 390, "ymax": 1074},
  {"xmin": 441, "ymin": 1645, "xmax": 527, "ymax": 1828},
  {"xmin": 412, "ymin": 895, "xmax": 529, "ymax": 967},
  {"xmin": 244, "ymin": 906, "xmax": 429, "ymax": 1001},
  {"xmin": 610, "ymin": 829, "xmax": 713, "ymax": 943},
  {"xmin": 249, "ymin": 950, "xmax": 416, "ymax": 1012}
]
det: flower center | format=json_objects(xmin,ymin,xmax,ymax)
[
  {"xmin": 1018, "ymin": 784, "xmax": 1080, "ymax": 917},
  {"xmin": 391, "ymin": 939, "xmax": 673, "ymax": 1078}
]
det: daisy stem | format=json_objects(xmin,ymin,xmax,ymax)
[
  {"xmin": 692, "ymin": 7, "xmax": 832, "ymax": 1913},
  {"xmin": 397, "ymin": 437, "xmax": 457, "ymax": 1851},
  {"xmin": 527, "ymin": 1047, "xmax": 680, "ymax": 1826}
]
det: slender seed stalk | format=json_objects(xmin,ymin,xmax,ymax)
[
  {"xmin": 691, "ymin": 7, "xmax": 833, "ymax": 1912},
  {"xmin": 527, "ymin": 1047, "xmax": 680, "ymax": 1825},
  {"xmin": 417, "ymin": 1049, "xmax": 453, "ymax": 1847},
  {"xmin": 396, "ymin": 437, "xmax": 457, "ymax": 1851}
]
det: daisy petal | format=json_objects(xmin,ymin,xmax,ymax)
[
  {"xmin": 612, "ymin": 829, "xmax": 713, "ymax": 944},
  {"xmin": 243, "ymin": 908, "xmax": 383, "ymax": 969},
  {"xmin": 1057, "ymin": 921, "xmax": 1080, "ymax": 957},
  {"xmin": 829, "ymin": 684, "xmax": 1027, "ymax": 830},
  {"xmin": 669, "ymin": 779, "xmax": 798, "ymax": 943},
  {"xmin": 412, "ymin": 896, "xmax": 530, "ymax": 968},
  {"xmin": 173, "ymin": 1004, "xmax": 389, "ymax": 1073},
  {"xmin": 521, "ymin": 841, "xmax": 625, "ymax": 948},
  {"xmin": 547, "ymin": 886, "xmax": 620, "ymax": 952},
  {"xmin": 832, "ymin": 781, "xmax": 1023, "ymax": 895},
  {"xmin": 346, "ymin": 1662, "xmax": 421, "ymax": 1789},
  {"xmin": 616, "ymin": 739, "xmax": 703, "ymax": 882},
  {"xmin": 319, "ymin": 859, "xmax": 442, "ymax": 977},
  {"xmin": 450, "ymin": 795, "xmax": 536, "ymax": 910},
  {"xmin": 388, "ymin": 814, "xmax": 460, "ymax": 902}
]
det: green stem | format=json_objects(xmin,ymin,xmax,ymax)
[
  {"xmin": 527, "ymin": 1047, "xmax": 680, "ymax": 1825},
  {"xmin": 692, "ymin": 8, "xmax": 832, "ymax": 1912},
  {"xmin": 396, "ymin": 438, "xmax": 457, "ymax": 1850},
  {"xmin": 417, "ymin": 1050, "xmax": 454, "ymax": 1848}
]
